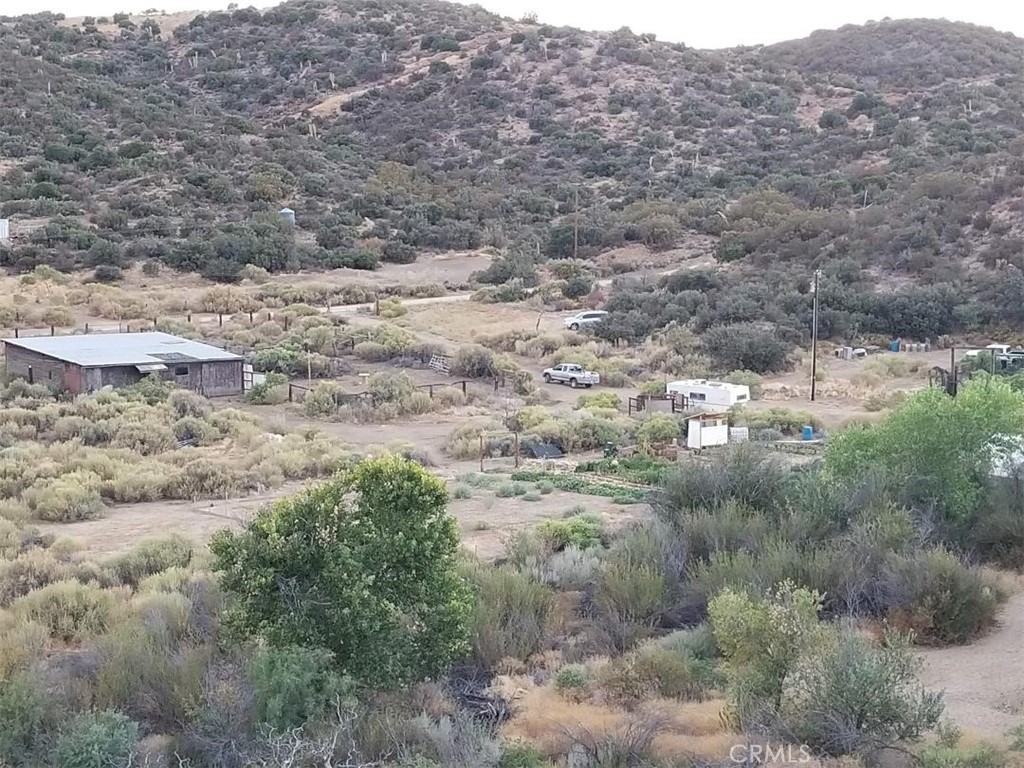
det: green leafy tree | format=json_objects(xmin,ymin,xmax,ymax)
[
  {"xmin": 825, "ymin": 378, "xmax": 1024, "ymax": 524},
  {"xmin": 211, "ymin": 456, "xmax": 472, "ymax": 688}
]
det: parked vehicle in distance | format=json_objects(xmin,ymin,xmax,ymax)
[
  {"xmin": 563, "ymin": 310, "xmax": 607, "ymax": 331},
  {"xmin": 542, "ymin": 363, "xmax": 600, "ymax": 388},
  {"xmin": 965, "ymin": 343, "xmax": 1011, "ymax": 358}
]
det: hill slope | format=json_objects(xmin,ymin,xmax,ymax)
[{"xmin": 2, "ymin": 3, "xmax": 1024, "ymax": 340}]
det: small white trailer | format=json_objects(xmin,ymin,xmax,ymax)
[{"xmin": 666, "ymin": 379, "xmax": 750, "ymax": 409}]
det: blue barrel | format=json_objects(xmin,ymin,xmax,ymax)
[
  {"xmin": 890, "ymin": 339, "xmax": 900, "ymax": 352},
  {"xmin": 802, "ymin": 425, "xmax": 814, "ymax": 441}
]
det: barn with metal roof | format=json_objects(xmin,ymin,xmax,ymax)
[{"xmin": 3, "ymin": 332, "xmax": 243, "ymax": 396}]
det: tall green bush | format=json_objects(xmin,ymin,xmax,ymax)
[{"xmin": 211, "ymin": 457, "xmax": 472, "ymax": 688}]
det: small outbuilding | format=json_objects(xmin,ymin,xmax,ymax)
[
  {"xmin": 685, "ymin": 411, "xmax": 730, "ymax": 450},
  {"xmin": 3, "ymin": 332, "xmax": 244, "ymax": 397},
  {"xmin": 666, "ymin": 379, "xmax": 750, "ymax": 409}
]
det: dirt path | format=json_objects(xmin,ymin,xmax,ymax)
[{"xmin": 919, "ymin": 590, "xmax": 1024, "ymax": 739}]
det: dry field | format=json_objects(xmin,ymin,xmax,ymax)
[{"xmin": 1, "ymin": 257, "xmax": 964, "ymax": 556}]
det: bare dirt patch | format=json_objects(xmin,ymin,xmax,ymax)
[
  {"xmin": 42, "ymin": 476, "xmax": 645, "ymax": 562},
  {"xmin": 919, "ymin": 584, "xmax": 1024, "ymax": 741},
  {"xmin": 36, "ymin": 483, "xmax": 305, "ymax": 558},
  {"xmin": 453, "ymin": 490, "xmax": 645, "ymax": 561}
]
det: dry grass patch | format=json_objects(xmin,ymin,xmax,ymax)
[
  {"xmin": 404, "ymin": 302, "xmax": 543, "ymax": 343},
  {"xmin": 501, "ymin": 680, "xmax": 734, "ymax": 763}
]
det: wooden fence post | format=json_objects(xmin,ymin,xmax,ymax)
[
  {"xmin": 218, "ymin": 314, "xmax": 224, "ymax": 327},
  {"xmin": 50, "ymin": 325, "xmax": 55, "ymax": 336},
  {"xmin": 461, "ymin": 380, "xmax": 467, "ymax": 395}
]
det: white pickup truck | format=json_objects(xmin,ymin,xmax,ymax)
[
  {"xmin": 965, "ymin": 343, "xmax": 1011, "ymax": 358},
  {"xmin": 542, "ymin": 363, "xmax": 600, "ymax": 388}
]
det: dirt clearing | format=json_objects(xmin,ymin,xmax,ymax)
[
  {"xmin": 919, "ymin": 585, "xmax": 1024, "ymax": 741},
  {"xmin": 43, "ymin": 480, "xmax": 648, "ymax": 561}
]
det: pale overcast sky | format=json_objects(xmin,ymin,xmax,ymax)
[{"xmin": 3, "ymin": 0, "xmax": 1024, "ymax": 49}]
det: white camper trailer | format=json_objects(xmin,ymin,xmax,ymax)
[{"xmin": 666, "ymin": 379, "xmax": 750, "ymax": 409}]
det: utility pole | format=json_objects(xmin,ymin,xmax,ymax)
[
  {"xmin": 573, "ymin": 185, "xmax": 579, "ymax": 260},
  {"xmin": 810, "ymin": 269, "xmax": 821, "ymax": 402}
]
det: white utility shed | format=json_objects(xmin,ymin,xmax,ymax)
[
  {"xmin": 685, "ymin": 412, "xmax": 730, "ymax": 450},
  {"xmin": 667, "ymin": 379, "xmax": 750, "ymax": 408}
]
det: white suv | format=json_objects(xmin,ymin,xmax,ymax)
[{"xmin": 563, "ymin": 310, "xmax": 607, "ymax": 331}]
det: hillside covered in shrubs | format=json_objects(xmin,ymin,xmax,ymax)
[{"xmin": 2, "ymin": 3, "xmax": 1024, "ymax": 342}]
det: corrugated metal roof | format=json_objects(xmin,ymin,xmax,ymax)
[{"xmin": 2, "ymin": 332, "xmax": 242, "ymax": 368}]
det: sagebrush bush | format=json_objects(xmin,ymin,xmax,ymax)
[
  {"xmin": 54, "ymin": 710, "xmax": 139, "ymax": 768},
  {"xmin": 0, "ymin": 670, "xmax": 52, "ymax": 765},
  {"xmin": 172, "ymin": 416, "xmax": 219, "ymax": 445},
  {"xmin": 537, "ymin": 545, "xmax": 601, "ymax": 590},
  {"xmin": 105, "ymin": 465, "xmax": 175, "ymax": 503},
  {"xmin": 0, "ymin": 548, "xmax": 74, "ymax": 606},
  {"xmin": 167, "ymin": 389, "xmax": 210, "ymax": 419},
  {"xmin": 593, "ymin": 557, "xmax": 669, "ymax": 653},
  {"xmin": 112, "ymin": 422, "xmax": 176, "ymax": 455},
  {"xmin": 781, "ymin": 629, "xmax": 943, "ymax": 756},
  {"xmin": 106, "ymin": 536, "xmax": 194, "ymax": 587},
  {"xmin": 554, "ymin": 664, "xmax": 590, "ymax": 700},
  {"xmin": 41, "ymin": 305, "xmax": 75, "ymax": 327},
  {"xmin": 463, "ymin": 562, "xmax": 553, "ymax": 669},
  {"xmin": 169, "ymin": 458, "xmax": 240, "ymax": 500},
  {"xmin": 598, "ymin": 642, "xmax": 715, "ymax": 705},
  {"xmin": 93, "ymin": 617, "xmax": 198, "ymax": 726},
  {"xmin": 23, "ymin": 472, "xmax": 104, "ymax": 522},
  {"xmin": 248, "ymin": 645, "xmax": 352, "ymax": 730},
  {"xmin": 198, "ymin": 286, "xmax": 256, "ymax": 314},
  {"xmin": 450, "ymin": 345, "xmax": 496, "ymax": 378},
  {"xmin": 0, "ymin": 619, "xmax": 49, "ymax": 679},
  {"xmin": 13, "ymin": 580, "xmax": 126, "ymax": 642},
  {"xmin": 655, "ymin": 443, "xmax": 791, "ymax": 520},
  {"xmin": 536, "ymin": 514, "xmax": 605, "ymax": 552},
  {"xmin": 736, "ymin": 406, "xmax": 822, "ymax": 435},
  {"xmin": 574, "ymin": 391, "xmax": 621, "ymax": 411},
  {"xmin": 884, "ymin": 548, "xmax": 1001, "ymax": 645}
]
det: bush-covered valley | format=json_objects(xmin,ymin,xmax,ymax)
[{"xmin": 0, "ymin": 371, "xmax": 1022, "ymax": 766}]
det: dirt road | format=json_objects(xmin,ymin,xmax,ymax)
[{"xmin": 919, "ymin": 590, "xmax": 1024, "ymax": 740}]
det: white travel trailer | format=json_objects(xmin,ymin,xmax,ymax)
[{"xmin": 666, "ymin": 379, "xmax": 751, "ymax": 409}]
